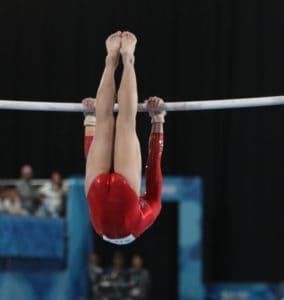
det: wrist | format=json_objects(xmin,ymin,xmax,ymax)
[
  {"xmin": 151, "ymin": 114, "xmax": 165, "ymax": 124},
  {"xmin": 84, "ymin": 115, "xmax": 96, "ymax": 127},
  {"xmin": 151, "ymin": 122, "xmax": 164, "ymax": 133}
]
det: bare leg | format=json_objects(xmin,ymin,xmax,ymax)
[
  {"xmin": 85, "ymin": 31, "xmax": 121, "ymax": 193},
  {"xmin": 114, "ymin": 32, "xmax": 142, "ymax": 195}
]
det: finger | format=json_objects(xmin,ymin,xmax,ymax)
[
  {"xmin": 145, "ymin": 99, "xmax": 149, "ymax": 109},
  {"xmin": 154, "ymin": 99, "xmax": 160, "ymax": 109}
]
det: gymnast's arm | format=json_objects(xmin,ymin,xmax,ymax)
[
  {"xmin": 82, "ymin": 98, "xmax": 96, "ymax": 158},
  {"xmin": 140, "ymin": 97, "xmax": 165, "ymax": 219}
]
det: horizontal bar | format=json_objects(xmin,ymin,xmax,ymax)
[{"xmin": 0, "ymin": 96, "xmax": 284, "ymax": 112}]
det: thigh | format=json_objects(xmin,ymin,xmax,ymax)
[
  {"xmin": 85, "ymin": 118, "xmax": 115, "ymax": 193},
  {"xmin": 114, "ymin": 118, "xmax": 142, "ymax": 195}
]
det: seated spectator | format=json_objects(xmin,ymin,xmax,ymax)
[
  {"xmin": 89, "ymin": 252, "xmax": 103, "ymax": 300},
  {"xmin": 16, "ymin": 164, "xmax": 39, "ymax": 214},
  {"xmin": 99, "ymin": 251, "xmax": 129, "ymax": 299},
  {"xmin": 107, "ymin": 251, "xmax": 126, "ymax": 280},
  {"xmin": 1, "ymin": 188, "xmax": 27, "ymax": 216},
  {"xmin": 128, "ymin": 254, "xmax": 150, "ymax": 300},
  {"xmin": 38, "ymin": 171, "xmax": 68, "ymax": 217}
]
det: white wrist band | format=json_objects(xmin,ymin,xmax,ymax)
[
  {"xmin": 151, "ymin": 115, "xmax": 165, "ymax": 124},
  {"xmin": 84, "ymin": 115, "xmax": 96, "ymax": 127}
]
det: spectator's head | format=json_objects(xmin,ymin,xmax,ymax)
[
  {"xmin": 51, "ymin": 171, "xmax": 62, "ymax": 186},
  {"xmin": 89, "ymin": 252, "xmax": 100, "ymax": 266},
  {"xmin": 112, "ymin": 251, "xmax": 124, "ymax": 269},
  {"xmin": 131, "ymin": 254, "xmax": 144, "ymax": 270},
  {"xmin": 20, "ymin": 165, "xmax": 33, "ymax": 181}
]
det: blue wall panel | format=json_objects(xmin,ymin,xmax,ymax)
[
  {"xmin": 0, "ymin": 178, "xmax": 93, "ymax": 300},
  {"xmin": 151, "ymin": 176, "xmax": 205, "ymax": 300}
]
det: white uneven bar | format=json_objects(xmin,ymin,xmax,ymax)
[{"xmin": 0, "ymin": 96, "xmax": 284, "ymax": 112}]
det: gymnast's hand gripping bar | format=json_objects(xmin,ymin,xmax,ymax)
[{"xmin": 0, "ymin": 96, "xmax": 284, "ymax": 112}]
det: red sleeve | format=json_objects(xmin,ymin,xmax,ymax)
[
  {"xmin": 141, "ymin": 132, "xmax": 164, "ymax": 216},
  {"xmin": 84, "ymin": 136, "xmax": 94, "ymax": 158}
]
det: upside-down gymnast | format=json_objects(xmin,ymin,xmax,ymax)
[{"xmin": 82, "ymin": 31, "xmax": 166, "ymax": 245}]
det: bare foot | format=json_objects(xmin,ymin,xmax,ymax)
[
  {"xmin": 120, "ymin": 31, "xmax": 137, "ymax": 63},
  {"xmin": 105, "ymin": 31, "xmax": 122, "ymax": 66}
]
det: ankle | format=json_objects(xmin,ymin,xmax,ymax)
[
  {"xmin": 105, "ymin": 54, "xmax": 119, "ymax": 68},
  {"xmin": 121, "ymin": 53, "xmax": 135, "ymax": 65}
]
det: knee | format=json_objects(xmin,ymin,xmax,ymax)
[
  {"xmin": 96, "ymin": 108, "xmax": 114, "ymax": 120},
  {"xmin": 116, "ymin": 112, "xmax": 136, "ymax": 129},
  {"xmin": 96, "ymin": 113, "xmax": 115, "ymax": 125}
]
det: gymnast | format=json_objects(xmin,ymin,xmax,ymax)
[{"xmin": 82, "ymin": 31, "xmax": 166, "ymax": 245}]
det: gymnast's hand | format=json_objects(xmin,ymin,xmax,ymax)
[
  {"xmin": 82, "ymin": 98, "xmax": 96, "ymax": 116},
  {"xmin": 145, "ymin": 97, "xmax": 166, "ymax": 123},
  {"xmin": 82, "ymin": 98, "xmax": 96, "ymax": 127}
]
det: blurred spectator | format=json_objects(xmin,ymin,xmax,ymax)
[
  {"xmin": 16, "ymin": 165, "xmax": 39, "ymax": 214},
  {"xmin": 38, "ymin": 171, "xmax": 67, "ymax": 217},
  {"xmin": 128, "ymin": 255, "xmax": 150, "ymax": 300},
  {"xmin": 1, "ymin": 188, "xmax": 27, "ymax": 216},
  {"xmin": 99, "ymin": 251, "xmax": 130, "ymax": 300},
  {"xmin": 89, "ymin": 252, "xmax": 103, "ymax": 300},
  {"xmin": 86, "ymin": 252, "xmax": 151, "ymax": 300},
  {"xmin": 108, "ymin": 251, "xmax": 126, "ymax": 280}
]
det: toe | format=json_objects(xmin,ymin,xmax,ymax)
[
  {"xmin": 126, "ymin": 31, "xmax": 137, "ymax": 40},
  {"xmin": 123, "ymin": 31, "xmax": 133, "ymax": 37},
  {"xmin": 108, "ymin": 33, "xmax": 116, "ymax": 39},
  {"xmin": 108, "ymin": 31, "xmax": 121, "ymax": 39},
  {"xmin": 114, "ymin": 31, "xmax": 122, "ymax": 36}
]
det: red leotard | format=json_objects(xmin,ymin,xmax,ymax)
[{"xmin": 84, "ymin": 132, "xmax": 163, "ymax": 244}]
